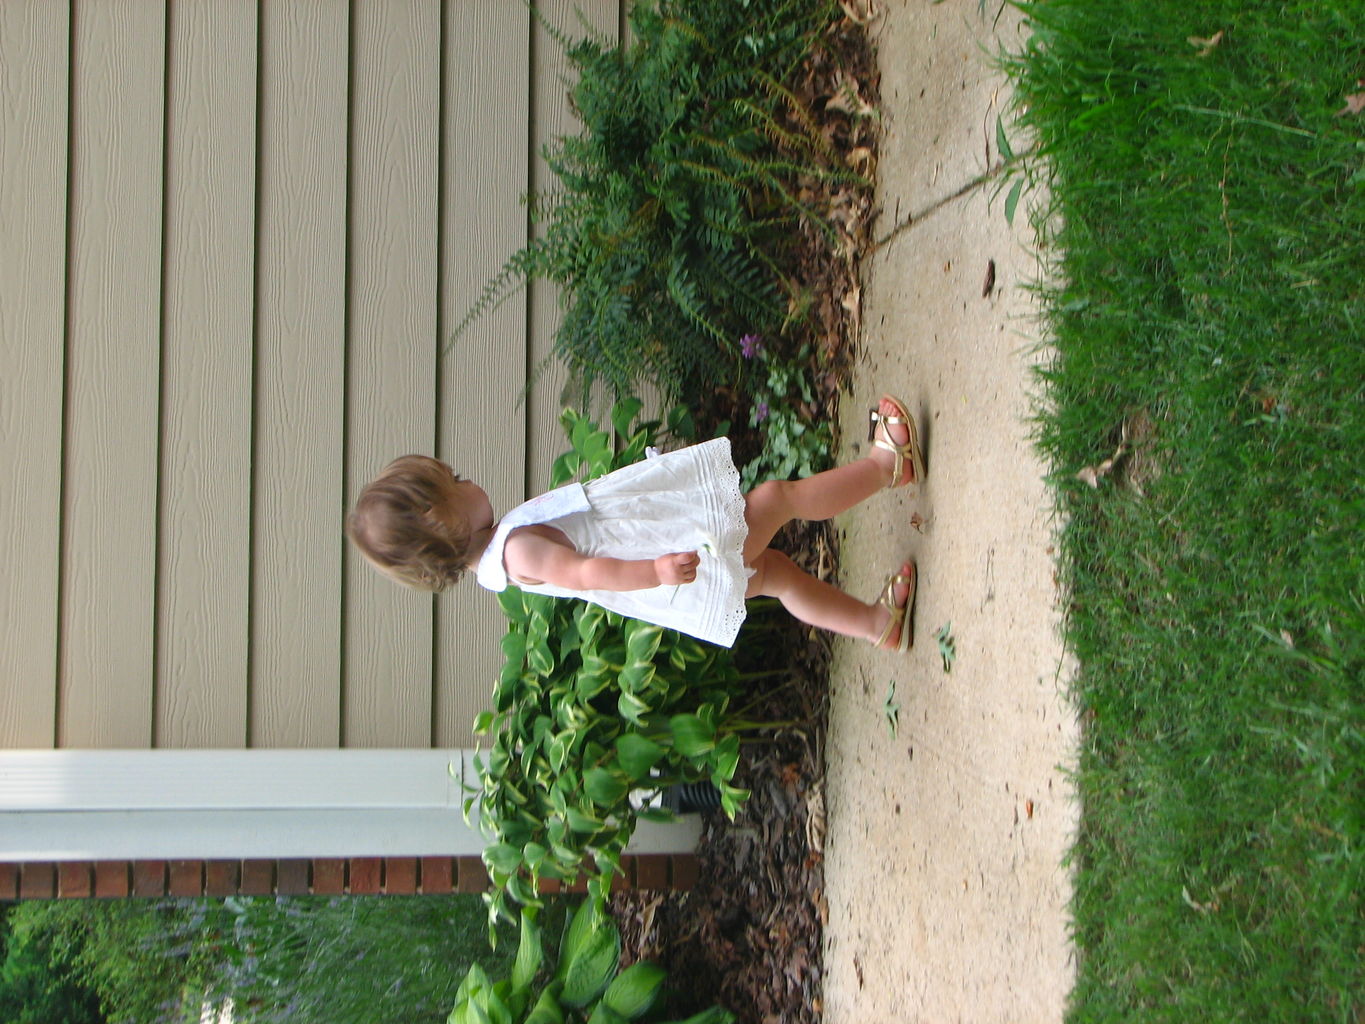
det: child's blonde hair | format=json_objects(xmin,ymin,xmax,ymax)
[{"xmin": 347, "ymin": 455, "xmax": 470, "ymax": 592}]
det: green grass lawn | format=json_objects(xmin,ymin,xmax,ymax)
[{"xmin": 1005, "ymin": 0, "xmax": 1364, "ymax": 1019}]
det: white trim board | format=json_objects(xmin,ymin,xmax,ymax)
[
  {"xmin": 0, "ymin": 749, "xmax": 700, "ymax": 860},
  {"xmin": 0, "ymin": 749, "xmax": 466, "ymax": 810}
]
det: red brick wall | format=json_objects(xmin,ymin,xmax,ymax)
[{"xmin": 0, "ymin": 855, "xmax": 699, "ymax": 899}]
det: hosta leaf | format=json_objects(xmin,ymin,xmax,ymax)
[
  {"xmin": 523, "ymin": 988, "xmax": 565, "ymax": 1024},
  {"xmin": 586, "ymin": 1002, "xmax": 628, "ymax": 1024},
  {"xmin": 511, "ymin": 908, "xmax": 544, "ymax": 994},
  {"xmin": 603, "ymin": 961, "xmax": 666, "ymax": 1019},
  {"xmin": 557, "ymin": 898, "xmax": 599, "ymax": 968},
  {"xmin": 667, "ymin": 1008, "xmax": 736, "ymax": 1024},
  {"xmin": 557, "ymin": 903, "xmax": 621, "ymax": 1009}
]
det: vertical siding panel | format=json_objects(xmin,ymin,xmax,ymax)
[
  {"xmin": 253, "ymin": 1, "xmax": 348, "ymax": 748},
  {"xmin": 61, "ymin": 0, "xmax": 166, "ymax": 748},
  {"xmin": 344, "ymin": 0, "xmax": 439, "ymax": 747},
  {"xmin": 526, "ymin": 0, "xmax": 619, "ymax": 496},
  {"xmin": 157, "ymin": 0, "xmax": 257, "ymax": 749},
  {"xmin": 434, "ymin": 0, "xmax": 530, "ymax": 746},
  {"xmin": 0, "ymin": 3, "xmax": 67, "ymax": 747}
]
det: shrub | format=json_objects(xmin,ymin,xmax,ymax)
[
  {"xmin": 452, "ymin": 0, "xmax": 860, "ymax": 402},
  {"xmin": 448, "ymin": 901, "xmax": 733, "ymax": 1024}
]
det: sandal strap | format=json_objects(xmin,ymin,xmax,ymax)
[
  {"xmin": 867, "ymin": 396, "xmax": 924, "ymax": 489},
  {"xmin": 873, "ymin": 569, "xmax": 915, "ymax": 650}
]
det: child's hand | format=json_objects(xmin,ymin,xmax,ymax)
[{"xmin": 654, "ymin": 551, "xmax": 700, "ymax": 586}]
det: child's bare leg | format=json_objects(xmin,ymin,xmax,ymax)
[
  {"xmin": 742, "ymin": 397, "xmax": 916, "ymax": 561},
  {"xmin": 746, "ymin": 549, "xmax": 912, "ymax": 648}
]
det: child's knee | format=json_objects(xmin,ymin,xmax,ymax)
[
  {"xmin": 745, "ymin": 479, "xmax": 789, "ymax": 520},
  {"xmin": 746, "ymin": 547, "xmax": 793, "ymax": 598}
]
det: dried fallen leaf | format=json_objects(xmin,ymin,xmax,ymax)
[
  {"xmin": 1076, "ymin": 439, "xmax": 1128, "ymax": 488},
  {"xmin": 827, "ymin": 85, "xmax": 877, "ymax": 119},
  {"xmin": 847, "ymin": 145, "xmax": 875, "ymax": 173},
  {"xmin": 838, "ymin": 0, "xmax": 879, "ymax": 26},
  {"xmin": 1181, "ymin": 885, "xmax": 1218, "ymax": 913},
  {"xmin": 1187, "ymin": 30, "xmax": 1224, "ymax": 58},
  {"xmin": 1336, "ymin": 92, "xmax": 1365, "ymax": 117}
]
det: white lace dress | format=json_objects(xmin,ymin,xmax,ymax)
[{"xmin": 475, "ymin": 438, "xmax": 752, "ymax": 647}]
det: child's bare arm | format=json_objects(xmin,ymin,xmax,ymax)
[{"xmin": 504, "ymin": 529, "xmax": 698, "ymax": 591}]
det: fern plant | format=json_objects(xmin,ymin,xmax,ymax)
[{"xmin": 451, "ymin": 0, "xmax": 862, "ymax": 403}]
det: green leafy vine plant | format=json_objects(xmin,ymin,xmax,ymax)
[
  {"xmin": 448, "ymin": 902, "xmax": 734, "ymax": 1024},
  {"xmin": 470, "ymin": 401, "xmax": 798, "ymax": 927}
]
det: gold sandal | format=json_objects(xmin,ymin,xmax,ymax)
[
  {"xmin": 872, "ymin": 562, "xmax": 917, "ymax": 652},
  {"xmin": 868, "ymin": 394, "xmax": 925, "ymax": 489}
]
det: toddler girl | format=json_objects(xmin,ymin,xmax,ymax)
[{"xmin": 348, "ymin": 396, "xmax": 924, "ymax": 651}]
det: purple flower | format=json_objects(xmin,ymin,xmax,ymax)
[
  {"xmin": 754, "ymin": 401, "xmax": 770, "ymax": 423},
  {"xmin": 740, "ymin": 333, "xmax": 764, "ymax": 359}
]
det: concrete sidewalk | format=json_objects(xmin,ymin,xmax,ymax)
[{"xmin": 821, "ymin": 2, "xmax": 1078, "ymax": 1020}]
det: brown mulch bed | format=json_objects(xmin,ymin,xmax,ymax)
[{"xmin": 611, "ymin": 12, "xmax": 880, "ymax": 1024}]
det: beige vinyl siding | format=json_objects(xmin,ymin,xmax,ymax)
[
  {"xmin": 0, "ymin": 0, "xmax": 622, "ymax": 754},
  {"xmin": 252, "ymin": 0, "xmax": 349, "ymax": 748},
  {"xmin": 157, "ymin": 0, "xmax": 257, "ymax": 749},
  {"xmin": 342, "ymin": 0, "xmax": 441, "ymax": 748},
  {"xmin": 0, "ymin": 1, "xmax": 68, "ymax": 749},
  {"xmin": 60, "ymin": 0, "xmax": 166, "ymax": 748}
]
